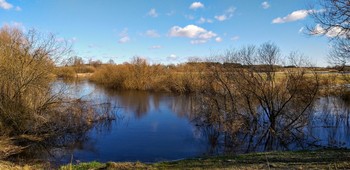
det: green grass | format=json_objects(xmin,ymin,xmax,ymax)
[
  {"xmin": 57, "ymin": 149, "xmax": 350, "ymax": 170},
  {"xmin": 60, "ymin": 161, "xmax": 105, "ymax": 170}
]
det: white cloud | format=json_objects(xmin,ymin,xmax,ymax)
[
  {"xmin": 198, "ymin": 31, "xmax": 216, "ymax": 39},
  {"xmin": 119, "ymin": 36, "xmax": 130, "ymax": 43},
  {"xmin": 150, "ymin": 45, "xmax": 162, "ymax": 49},
  {"xmin": 272, "ymin": 9, "xmax": 315, "ymax": 24},
  {"xmin": 169, "ymin": 25, "xmax": 206, "ymax": 38},
  {"xmin": 226, "ymin": 7, "xmax": 235, "ymax": 13},
  {"xmin": 325, "ymin": 26, "xmax": 346, "ymax": 38},
  {"xmin": 298, "ymin": 27, "xmax": 305, "ymax": 34},
  {"xmin": 190, "ymin": 39, "xmax": 208, "ymax": 44},
  {"xmin": 215, "ymin": 7, "xmax": 236, "ymax": 21},
  {"xmin": 215, "ymin": 37, "xmax": 223, "ymax": 42},
  {"xmin": 168, "ymin": 54, "xmax": 177, "ymax": 59},
  {"xmin": 189, "ymin": 2, "xmax": 204, "ymax": 10},
  {"xmin": 147, "ymin": 8, "xmax": 158, "ymax": 17},
  {"xmin": 15, "ymin": 6, "xmax": 21, "ymax": 11},
  {"xmin": 215, "ymin": 15, "xmax": 227, "ymax": 21},
  {"xmin": 145, "ymin": 30, "xmax": 160, "ymax": 37},
  {"xmin": 261, "ymin": 2, "xmax": 270, "ymax": 9},
  {"xmin": 169, "ymin": 25, "xmax": 216, "ymax": 39},
  {"xmin": 231, "ymin": 36, "xmax": 240, "ymax": 41},
  {"xmin": 56, "ymin": 37, "xmax": 78, "ymax": 43},
  {"xmin": 169, "ymin": 25, "xmax": 217, "ymax": 44},
  {"xmin": 0, "ymin": 0, "xmax": 13, "ymax": 10},
  {"xmin": 197, "ymin": 17, "xmax": 213, "ymax": 24},
  {"xmin": 118, "ymin": 28, "xmax": 130, "ymax": 43},
  {"xmin": 312, "ymin": 24, "xmax": 348, "ymax": 38}
]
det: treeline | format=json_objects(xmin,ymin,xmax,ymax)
[
  {"xmin": 80, "ymin": 55, "xmax": 340, "ymax": 95},
  {"xmin": 54, "ymin": 56, "xmax": 101, "ymax": 78}
]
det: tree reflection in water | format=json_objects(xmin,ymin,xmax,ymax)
[
  {"xmin": 10, "ymin": 80, "xmax": 350, "ymax": 166},
  {"xmin": 192, "ymin": 96, "xmax": 350, "ymax": 155}
]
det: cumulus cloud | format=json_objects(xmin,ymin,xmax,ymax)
[
  {"xmin": 169, "ymin": 25, "xmax": 217, "ymax": 44},
  {"xmin": 197, "ymin": 17, "xmax": 213, "ymax": 24},
  {"xmin": 261, "ymin": 1, "xmax": 270, "ymax": 9},
  {"xmin": 215, "ymin": 7, "xmax": 236, "ymax": 21},
  {"xmin": 215, "ymin": 37, "xmax": 223, "ymax": 42},
  {"xmin": 145, "ymin": 30, "xmax": 160, "ymax": 37},
  {"xmin": 189, "ymin": 2, "xmax": 204, "ymax": 10},
  {"xmin": 272, "ymin": 9, "xmax": 318, "ymax": 24},
  {"xmin": 118, "ymin": 28, "xmax": 130, "ymax": 43},
  {"xmin": 0, "ymin": 0, "xmax": 13, "ymax": 10},
  {"xmin": 147, "ymin": 8, "xmax": 158, "ymax": 17},
  {"xmin": 198, "ymin": 31, "xmax": 216, "ymax": 39},
  {"xmin": 312, "ymin": 24, "xmax": 348, "ymax": 38},
  {"xmin": 169, "ymin": 25, "xmax": 206, "ymax": 38}
]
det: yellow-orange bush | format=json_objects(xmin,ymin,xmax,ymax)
[{"xmin": 90, "ymin": 58, "xmax": 206, "ymax": 93}]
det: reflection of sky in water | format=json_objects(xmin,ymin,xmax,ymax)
[
  {"xmin": 307, "ymin": 97, "xmax": 350, "ymax": 148},
  {"xmin": 50, "ymin": 80, "xmax": 350, "ymax": 164},
  {"xmin": 54, "ymin": 80, "xmax": 208, "ymax": 163}
]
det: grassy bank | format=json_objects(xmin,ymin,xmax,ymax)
[{"xmin": 56, "ymin": 149, "xmax": 350, "ymax": 170}]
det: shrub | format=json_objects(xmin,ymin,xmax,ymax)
[
  {"xmin": 54, "ymin": 66, "xmax": 76, "ymax": 79},
  {"xmin": 0, "ymin": 26, "xmax": 114, "ymax": 159}
]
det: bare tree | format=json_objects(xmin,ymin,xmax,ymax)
[
  {"xmin": 309, "ymin": 0, "xmax": 350, "ymax": 67},
  {"xmin": 195, "ymin": 43, "xmax": 320, "ymax": 151},
  {"xmin": 0, "ymin": 26, "xmax": 71, "ymax": 134},
  {"xmin": 0, "ymin": 25, "xmax": 115, "ymax": 141}
]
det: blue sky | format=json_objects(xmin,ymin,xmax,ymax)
[{"xmin": 0, "ymin": 0, "xmax": 331, "ymax": 66}]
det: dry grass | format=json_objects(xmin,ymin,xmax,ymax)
[{"xmin": 0, "ymin": 138, "xmax": 25, "ymax": 160}]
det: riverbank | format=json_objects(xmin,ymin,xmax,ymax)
[{"xmin": 58, "ymin": 149, "xmax": 350, "ymax": 169}]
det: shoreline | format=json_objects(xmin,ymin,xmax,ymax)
[{"xmin": 50, "ymin": 149, "xmax": 350, "ymax": 169}]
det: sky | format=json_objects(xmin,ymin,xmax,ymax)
[{"xmin": 0, "ymin": 0, "xmax": 332, "ymax": 66}]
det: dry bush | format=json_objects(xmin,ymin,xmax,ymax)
[
  {"xmin": 74, "ymin": 65, "xmax": 96, "ymax": 73},
  {"xmin": 0, "ymin": 26, "xmax": 114, "ymax": 159},
  {"xmin": 91, "ymin": 57, "xmax": 205, "ymax": 93},
  {"xmin": 54, "ymin": 66, "xmax": 76, "ymax": 79},
  {"xmin": 0, "ymin": 26, "xmax": 66, "ymax": 136},
  {"xmin": 194, "ymin": 43, "xmax": 320, "ymax": 151},
  {"xmin": 90, "ymin": 64, "xmax": 128, "ymax": 88}
]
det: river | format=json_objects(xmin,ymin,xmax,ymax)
[{"xmin": 16, "ymin": 80, "xmax": 350, "ymax": 165}]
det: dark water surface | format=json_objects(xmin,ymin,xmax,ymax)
[
  {"xmin": 50, "ymin": 80, "xmax": 207, "ymax": 164},
  {"xmin": 19, "ymin": 80, "xmax": 350, "ymax": 165}
]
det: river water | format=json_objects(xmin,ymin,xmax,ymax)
[{"xmin": 18, "ymin": 80, "xmax": 350, "ymax": 165}]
